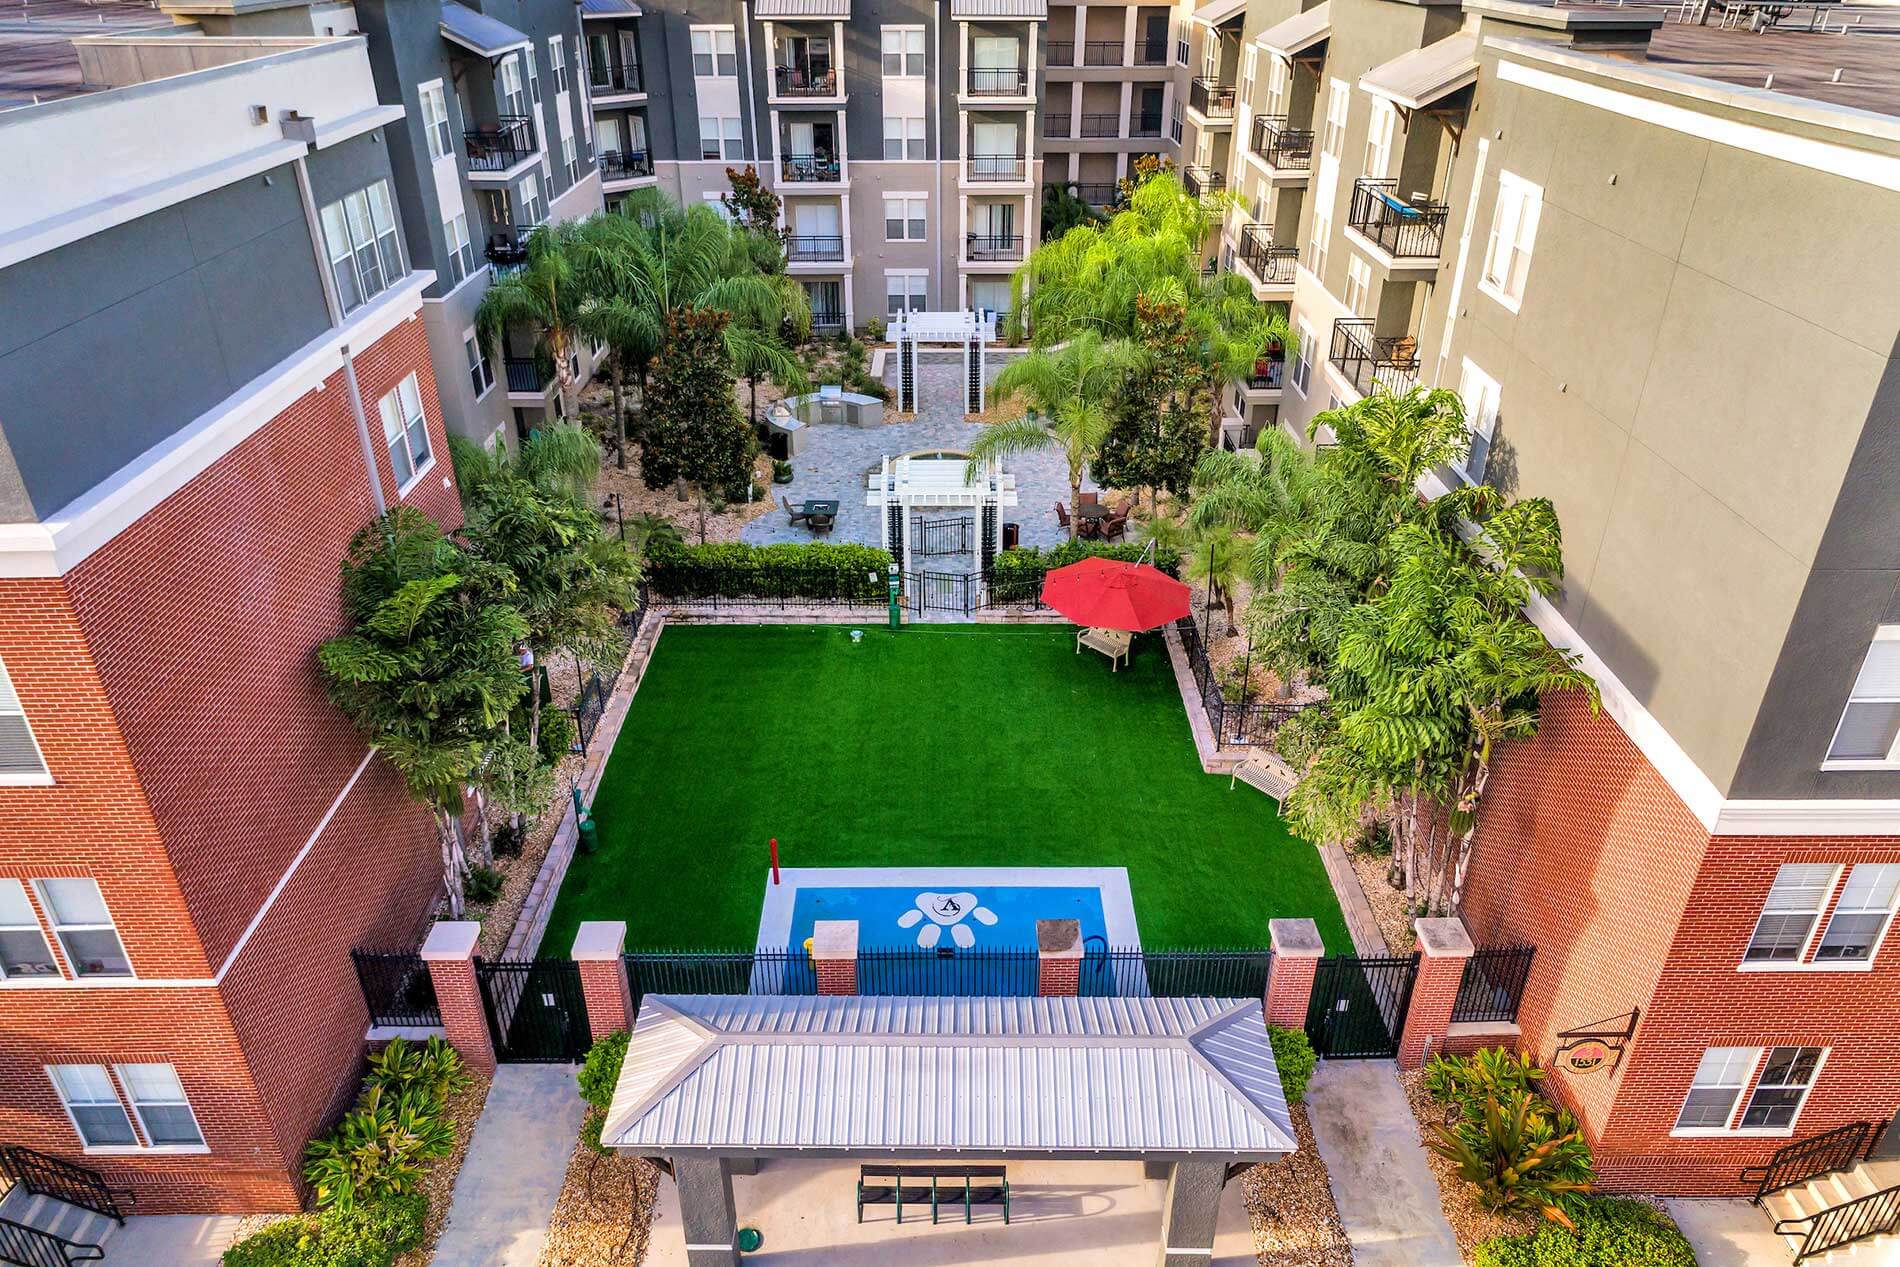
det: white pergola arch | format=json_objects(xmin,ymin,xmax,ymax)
[
  {"xmin": 890, "ymin": 309, "xmax": 997, "ymax": 416},
  {"xmin": 865, "ymin": 454, "xmax": 1018, "ymax": 571}
]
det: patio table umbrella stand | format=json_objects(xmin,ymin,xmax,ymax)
[{"xmin": 1041, "ymin": 553, "xmax": 1192, "ymax": 668}]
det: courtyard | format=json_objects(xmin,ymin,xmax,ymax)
[{"xmin": 541, "ymin": 623, "xmax": 1349, "ymax": 953}]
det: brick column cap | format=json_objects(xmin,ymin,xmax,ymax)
[
  {"xmin": 1414, "ymin": 917, "xmax": 1474, "ymax": 959},
  {"xmin": 1268, "ymin": 918, "xmax": 1324, "ymax": 959},
  {"xmin": 421, "ymin": 920, "xmax": 481, "ymax": 961},
  {"xmin": 573, "ymin": 920, "xmax": 628, "ymax": 961},
  {"xmin": 1037, "ymin": 918, "xmax": 1083, "ymax": 960},
  {"xmin": 811, "ymin": 919, "xmax": 858, "ymax": 960}
]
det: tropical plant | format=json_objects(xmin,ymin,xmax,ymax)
[
  {"xmin": 1427, "ymin": 1090, "xmax": 1593, "ymax": 1228},
  {"xmin": 222, "ymin": 1192, "xmax": 427, "ymax": 1267},
  {"xmin": 474, "ymin": 221, "xmax": 597, "ymax": 421},
  {"xmin": 1268, "ymin": 1024, "xmax": 1317, "ymax": 1104},
  {"xmin": 365, "ymin": 1037, "xmax": 470, "ymax": 1106},
  {"xmin": 1094, "ymin": 296, "xmax": 1211, "ymax": 509},
  {"xmin": 1040, "ymin": 182, "xmax": 1104, "ymax": 240},
  {"xmin": 1182, "ymin": 523, "xmax": 1246, "ymax": 636},
  {"xmin": 1425, "ymin": 1048, "xmax": 1548, "ymax": 1121},
  {"xmin": 640, "ymin": 307, "xmax": 756, "ymax": 540},
  {"xmin": 720, "ymin": 165, "xmax": 783, "ymax": 240},
  {"xmin": 317, "ymin": 510, "xmax": 528, "ymax": 913},
  {"xmin": 303, "ymin": 1083, "xmax": 457, "ymax": 1212},
  {"xmin": 964, "ymin": 330, "xmax": 1145, "ymax": 536}
]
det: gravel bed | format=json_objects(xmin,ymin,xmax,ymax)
[
  {"xmin": 1398, "ymin": 1070, "xmax": 1538, "ymax": 1261},
  {"xmin": 1241, "ymin": 1104, "xmax": 1355, "ymax": 1266},
  {"xmin": 1347, "ymin": 846, "xmax": 1416, "ymax": 953},
  {"xmin": 536, "ymin": 1145, "xmax": 659, "ymax": 1267},
  {"xmin": 396, "ymin": 1074, "xmax": 493, "ymax": 1267}
]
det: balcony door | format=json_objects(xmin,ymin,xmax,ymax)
[
  {"xmin": 973, "ymin": 201, "xmax": 1015, "ymax": 242},
  {"xmin": 789, "ymin": 119, "xmax": 836, "ymax": 158},
  {"xmin": 618, "ymin": 30, "xmax": 639, "ymax": 79},
  {"xmin": 779, "ymin": 34, "xmax": 832, "ymax": 79},
  {"xmin": 973, "ymin": 36, "xmax": 1021, "ymax": 74},
  {"xmin": 1137, "ymin": 86, "xmax": 1163, "ymax": 130},
  {"xmin": 626, "ymin": 114, "xmax": 648, "ymax": 155},
  {"xmin": 499, "ymin": 55, "xmax": 528, "ymax": 119},
  {"xmin": 793, "ymin": 202, "xmax": 842, "ymax": 240},
  {"xmin": 588, "ymin": 33, "xmax": 612, "ymax": 86},
  {"xmin": 598, "ymin": 115, "xmax": 623, "ymax": 157},
  {"xmin": 971, "ymin": 121, "xmax": 1018, "ymax": 177}
]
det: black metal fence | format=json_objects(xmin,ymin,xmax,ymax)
[
  {"xmin": 1347, "ymin": 179, "xmax": 1450, "ymax": 260},
  {"xmin": 1329, "ymin": 318, "xmax": 1420, "ymax": 399},
  {"xmin": 1176, "ymin": 616, "xmax": 1317, "ymax": 748},
  {"xmin": 571, "ymin": 672, "xmax": 606, "ymax": 755},
  {"xmin": 350, "ymin": 950, "xmax": 441, "ymax": 1028},
  {"xmin": 1451, "ymin": 945, "xmax": 1534, "ymax": 1023},
  {"xmin": 912, "ymin": 515, "xmax": 973, "ymax": 557}
]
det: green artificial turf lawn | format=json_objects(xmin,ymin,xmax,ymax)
[{"xmin": 541, "ymin": 624, "xmax": 1350, "ymax": 953}]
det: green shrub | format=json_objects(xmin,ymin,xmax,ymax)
[
  {"xmin": 366, "ymin": 1037, "xmax": 469, "ymax": 1106},
  {"xmin": 537, "ymin": 709, "xmax": 577, "ymax": 765},
  {"xmin": 222, "ymin": 1193, "xmax": 426, "ymax": 1267},
  {"xmin": 645, "ymin": 540, "xmax": 892, "ymax": 603},
  {"xmin": 1425, "ymin": 1049, "xmax": 1547, "ymax": 1122},
  {"xmin": 578, "ymin": 1030, "xmax": 632, "ymax": 1155},
  {"xmin": 463, "ymin": 864, "xmax": 504, "ymax": 906},
  {"xmin": 865, "ymin": 316, "xmax": 887, "ymax": 342},
  {"xmin": 1267, "ymin": 1024, "xmax": 1316, "ymax": 1104},
  {"xmin": 1428, "ymin": 1090, "xmax": 1592, "ymax": 1227},
  {"xmin": 989, "ymin": 540, "xmax": 1183, "ymax": 602},
  {"xmin": 1474, "ymin": 1198, "xmax": 1697, "ymax": 1267},
  {"xmin": 488, "ymin": 820, "xmax": 524, "ymax": 859},
  {"xmin": 772, "ymin": 459, "xmax": 795, "ymax": 483}
]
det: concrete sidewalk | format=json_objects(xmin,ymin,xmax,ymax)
[
  {"xmin": 1304, "ymin": 1060, "xmax": 1463, "ymax": 1267},
  {"xmin": 101, "ymin": 1214, "xmax": 243, "ymax": 1264},
  {"xmin": 431, "ymin": 1064, "xmax": 586, "ymax": 1267}
]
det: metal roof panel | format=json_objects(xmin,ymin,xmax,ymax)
[
  {"xmin": 439, "ymin": 2, "xmax": 532, "ymax": 57},
  {"xmin": 1257, "ymin": 2, "xmax": 1330, "ymax": 60},
  {"xmin": 1359, "ymin": 32, "xmax": 1478, "ymax": 111}
]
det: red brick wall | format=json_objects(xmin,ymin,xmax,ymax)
[{"xmin": 355, "ymin": 315, "xmax": 463, "ymax": 532}]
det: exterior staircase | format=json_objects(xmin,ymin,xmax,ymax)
[
  {"xmin": 1747, "ymin": 1120, "xmax": 1900, "ymax": 1264},
  {"xmin": 0, "ymin": 1187, "xmax": 112, "ymax": 1265}
]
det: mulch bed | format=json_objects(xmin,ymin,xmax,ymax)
[
  {"xmin": 1347, "ymin": 847, "xmax": 1417, "ymax": 953},
  {"xmin": 536, "ymin": 1145, "xmax": 659, "ymax": 1267},
  {"xmin": 396, "ymin": 1073, "xmax": 493, "ymax": 1267},
  {"xmin": 1240, "ymin": 1104, "xmax": 1355, "ymax": 1266},
  {"xmin": 1398, "ymin": 1069, "xmax": 1539, "ymax": 1260}
]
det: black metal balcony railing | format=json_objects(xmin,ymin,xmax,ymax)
[
  {"xmin": 1068, "ymin": 181, "xmax": 1118, "ymax": 206},
  {"xmin": 786, "ymin": 235, "xmax": 845, "ymax": 262},
  {"xmin": 1083, "ymin": 39, "xmax": 1124, "ymax": 65},
  {"xmin": 504, "ymin": 357, "xmax": 548, "ymax": 393},
  {"xmin": 1250, "ymin": 114, "xmax": 1314, "ymax": 170},
  {"xmin": 484, "ymin": 227, "xmax": 530, "ymax": 269},
  {"xmin": 1046, "ymin": 40, "xmax": 1075, "ymax": 66},
  {"xmin": 1134, "ymin": 36, "xmax": 1168, "ymax": 64},
  {"xmin": 968, "ymin": 154, "xmax": 1027, "ymax": 181},
  {"xmin": 599, "ymin": 149, "xmax": 652, "ymax": 180},
  {"xmin": 774, "ymin": 64, "xmax": 837, "ymax": 96},
  {"xmin": 1238, "ymin": 224, "xmax": 1297, "ymax": 286},
  {"xmin": 1043, "ymin": 114, "xmax": 1073, "ymax": 139},
  {"xmin": 1348, "ymin": 179, "xmax": 1450, "ymax": 260},
  {"xmin": 780, "ymin": 154, "xmax": 842, "ymax": 182},
  {"xmin": 810, "ymin": 308, "xmax": 846, "ymax": 328},
  {"xmin": 1189, "ymin": 77, "xmax": 1235, "ymax": 118},
  {"xmin": 1247, "ymin": 355, "xmax": 1286, "ymax": 390},
  {"xmin": 1129, "ymin": 111, "xmax": 1163, "ymax": 138},
  {"xmin": 966, "ymin": 233, "xmax": 1023, "ymax": 261},
  {"xmin": 464, "ymin": 115, "xmax": 534, "ymax": 173},
  {"xmin": 1183, "ymin": 165, "xmax": 1224, "ymax": 197},
  {"xmin": 1330, "ymin": 318, "xmax": 1420, "ymax": 398},
  {"xmin": 589, "ymin": 62, "xmax": 642, "ymax": 94},
  {"xmin": 1080, "ymin": 112, "xmax": 1120, "ymax": 138},
  {"xmin": 967, "ymin": 66, "xmax": 1029, "ymax": 95}
]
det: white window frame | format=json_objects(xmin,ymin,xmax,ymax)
[
  {"xmin": 1672, "ymin": 1047, "xmax": 1758, "ymax": 1135},
  {"xmin": 464, "ymin": 330, "xmax": 494, "ymax": 400},
  {"xmin": 1737, "ymin": 1047, "xmax": 1827, "ymax": 1134},
  {"xmin": 1823, "ymin": 628, "xmax": 1900, "ymax": 769},
  {"xmin": 116, "ymin": 1063, "xmax": 207, "ymax": 1150},
  {"xmin": 562, "ymin": 133, "xmax": 579, "ymax": 185},
  {"xmin": 418, "ymin": 81, "xmax": 452, "ymax": 163},
  {"xmin": 881, "ymin": 26, "xmax": 924, "ymax": 77},
  {"xmin": 883, "ymin": 116, "xmax": 925, "ymax": 160},
  {"xmin": 520, "ymin": 173, "xmax": 547, "ymax": 226},
  {"xmin": 319, "ymin": 181, "xmax": 404, "ymax": 316},
  {"xmin": 1814, "ymin": 863, "xmax": 1900, "ymax": 964},
  {"xmin": 1264, "ymin": 58, "xmax": 1286, "ymax": 118},
  {"xmin": 0, "ymin": 878, "xmax": 59, "ymax": 983},
  {"xmin": 1479, "ymin": 170, "xmax": 1542, "ymax": 313},
  {"xmin": 548, "ymin": 36, "xmax": 568, "ymax": 93},
  {"xmin": 722, "ymin": 117, "xmax": 744, "ymax": 161},
  {"xmin": 1364, "ymin": 100, "xmax": 1395, "ymax": 180},
  {"xmin": 33, "ymin": 878, "xmax": 130, "ymax": 979},
  {"xmin": 0, "ymin": 656, "xmax": 50, "ymax": 785},
  {"xmin": 1741, "ymin": 863, "xmax": 1837, "ymax": 966},
  {"xmin": 1321, "ymin": 78, "xmax": 1349, "ymax": 156},
  {"xmin": 883, "ymin": 194, "xmax": 926, "ymax": 241},
  {"xmin": 47, "ymin": 1066, "xmax": 139, "ymax": 1151},
  {"xmin": 1175, "ymin": 22, "xmax": 1189, "ymax": 66},
  {"xmin": 1290, "ymin": 317, "xmax": 1313, "ymax": 396},
  {"xmin": 443, "ymin": 211, "xmax": 473, "ymax": 286},
  {"xmin": 1343, "ymin": 254, "xmax": 1370, "ymax": 315},
  {"xmin": 498, "ymin": 55, "xmax": 527, "ymax": 119},
  {"xmin": 691, "ymin": 26, "xmax": 737, "ymax": 78},
  {"xmin": 378, "ymin": 373, "xmax": 434, "ymax": 494},
  {"xmin": 1453, "ymin": 357, "xmax": 1500, "ymax": 485},
  {"xmin": 1240, "ymin": 47, "xmax": 1256, "ymax": 111},
  {"xmin": 1170, "ymin": 98, "xmax": 1184, "ymax": 144},
  {"xmin": 885, "ymin": 269, "xmax": 927, "ymax": 316},
  {"xmin": 1308, "ymin": 153, "xmax": 1336, "ymax": 281}
]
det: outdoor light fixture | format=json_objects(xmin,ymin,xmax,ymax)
[{"xmin": 851, "ymin": 630, "xmax": 864, "ymax": 644}]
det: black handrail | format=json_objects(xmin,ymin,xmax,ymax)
[
  {"xmin": 1348, "ymin": 178, "xmax": 1449, "ymax": 260},
  {"xmin": 1238, "ymin": 224, "xmax": 1297, "ymax": 285},
  {"xmin": 1079, "ymin": 112, "xmax": 1120, "ymax": 138},
  {"xmin": 1330, "ymin": 318, "xmax": 1419, "ymax": 397},
  {"xmin": 503, "ymin": 358, "xmax": 547, "ymax": 394},
  {"xmin": 1129, "ymin": 112, "xmax": 1163, "ymax": 138},
  {"xmin": 0, "ymin": 1217, "xmax": 103, "ymax": 1267},
  {"xmin": 1065, "ymin": 181, "xmax": 1118, "ymax": 207},
  {"xmin": 1183, "ymin": 165, "xmax": 1224, "ymax": 197},
  {"xmin": 1082, "ymin": 39, "xmax": 1124, "ymax": 65},
  {"xmin": 1744, "ymin": 1121, "xmax": 1882, "ymax": 1201},
  {"xmin": 1133, "ymin": 36, "xmax": 1168, "ymax": 64},
  {"xmin": 589, "ymin": 62, "xmax": 642, "ymax": 94},
  {"xmin": 599, "ymin": 149, "xmax": 652, "ymax": 180},
  {"xmin": 1042, "ymin": 115, "xmax": 1072, "ymax": 138},
  {"xmin": 774, "ymin": 64, "xmax": 837, "ymax": 96},
  {"xmin": 1777, "ymin": 1181, "xmax": 1900, "ymax": 1263},
  {"xmin": 1045, "ymin": 40, "xmax": 1075, "ymax": 65},
  {"xmin": 1189, "ymin": 77, "xmax": 1235, "ymax": 117},
  {"xmin": 966, "ymin": 234, "xmax": 1022, "ymax": 261},
  {"xmin": 463, "ymin": 115, "xmax": 534, "ymax": 173},
  {"xmin": 0, "ymin": 1147, "xmax": 127, "ymax": 1224},
  {"xmin": 1451, "ymin": 945, "xmax": 1534, "ymax": 1023},
  {"xmin": 967, "ymin": 155, "xmax": 1026, "ymax": 181},
  {"xmin": 351, "ymin": 949, "xmax": 440, "ymax": 1028},
  {"xmin": 1251, "ymin": 114, "xmax": 1313, "ymax": 170},
  {"xmin": 967, "ymin": 66, "xmax": 1028, "ymax": 95},
  {"xmin": 780, "ymin": 154, "xmax": 842, "ymax": 182},
  {"xmin": 786, "ymin": 235, "xmax": 845, "ymax": 261}
]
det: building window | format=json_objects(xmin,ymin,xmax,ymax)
[
  {"xmin": 562, "ymin": 133, "xmax": 579, "ymax": 185},
  {"xmin": 443, "ymin": 212, "xmax": 473, "ymax": 285},
  {"xmin": 1453, "ymin": 358, "xmax": 1500, "ymax": 484},
  {"xmin": 700, "ymin": 116, "xmax": 742, "ymax": 161},
  {"xmin": 885, "ymin": 271, "xmax": 926, "ymax": 316},
  {"xmin": 0, "ymin": 656, "xmax": 49, "ymax": 782},
  {"xmin": 1739, "ymin": 1048, "xmax": 1823, "ymax": 1130},
  {"xmin": 883, "ymin": 116, "xmax": 924, "ymax": 160},
  {"xmin": 1825, "ymin": 629, "xmax": 1900, "ymax": 766},
  {"xmin": 1175, "ymin": 22, "xmax": 1189, "ymax": 65},
  {"xmin": 0, "ymin": 879, "xmax": 58, "ymax": 981},
  {"xmin": 1290, "ymin": 318, "xmax": 1313, "ymax": 396},
  {"xmin": 319, "ymin": 181, "xmax": 403, "ymax": 315},
  {"xmin": 1343, "ymin": 254, "xmax": 1369, "ymax": 315},
  {"xmin": 549, "ymin": 37, "xmax": 568, "ymax": 92},
  {"xmin": 1241, "ymin": 47, "xmax": 1256, "ymax": 108},
  {"xmin": 884, "ymin": 196, "xmax": 925, "ymax": 241},
  {"xmin": 465, "ymin": 335, "xmax": 494, "ymax": 399},
  {"xmin": 1169, "ymin": 99, "xmax": 1184, "ymax": 144},
  {"xmin": 379, "ymin": 374, "xmax": 433, "ymax": 491},
  {"xmin": 419, "ymin": 82, "xmax": 452, "ymax": 162},
  {"xmin": 35, "ymin": 879, "xmax": 130, "ymax": 977},
  {"xmin": 881, "ymin": 27, "xmax": 924, "ymax": 77},
  {"xmin": 1744, "ymin": 863, "xmax": 1835, "ymax": 962},
  {"xmin": 1321, "ymin": 78, "xmax": 1349, "ymax": 156},
  {"xmin": 498, "ymin": 55, "xmax": 527, "ymax": 118},
  {"xmin": 1308, "ymin": 155, "xmax": 1335, "ymax": 280},
  {"xmin": 1815, "ymin": 864, "xmax": 1900, "ymax": 962},
  {"xmin": 1364, "ymin": 101, "xmax": 1395, "ymax": 179},
  {"xmin": 1481, "ymin": 172, "xmax": 1542, "ymax": 311},
  {"xmin": 520, "ymin": 174, "xmax": 546, "ymax": 226},
  {"xmin": 119, "ymin": 1064, "xmax": 205, "ymax": 1148},
  {"xmin": 1265, "ymin": 58, "xmax": 1286, "ymax": 117},
  {"xmin": 1675, "ymin": 1047, "xmax": 1754, "ymax": 1131},
  {"xmin": 692, "ymin": 27, "xmax": 737, "ymax": 77},
  {"xmin": 50, "ymin": 1066, "xmax": 137, "ymax": 1148}
]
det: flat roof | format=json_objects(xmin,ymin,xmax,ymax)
[
  {"xmin": 0, "ymin": 0, "xmax": 173, "ymax": 110},
  {"xmin": 603, "ymin": 994, "xmax": 1299, "ymax": 1159}
]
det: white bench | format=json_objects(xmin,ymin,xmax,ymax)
[
  {"xmin": 1230, "ymin": 754, "xmax": 1298, "ymax": 800},
  {"xmin": 1075, "ymin": 626, "xmax": 1132, "ymax": 671}
]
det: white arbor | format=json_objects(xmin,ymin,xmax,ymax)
[{"xmin": 890, "ymin": 309, "xmax": 997, "ymax": 415}]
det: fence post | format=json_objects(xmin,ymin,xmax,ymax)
[
  {"xmin": 1037, "ymin": 919, "xmax": 1083, "ymax": 996},
  {"xmin": 573, "ymin": 920, "xmax": 633, "ymax": 1041},
  {"xmin": 1264, "ymin": 918, "xmax": 1323, "ymax": 1028},
  {"xmin": 812, "ymin": 920, "xmax": 858, "ymax": 995},
  {"xmin": 421, "ymin": 921, "xmax": 496, "ymax": 1076},
  {"xmin": 1398, "ymin": 916, "xmax": 1475, "ymax": 1071}
]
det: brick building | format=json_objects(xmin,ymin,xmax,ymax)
[{"xmin": 0, "ymin": 36, "xmax": 458, "ymax": 1212}]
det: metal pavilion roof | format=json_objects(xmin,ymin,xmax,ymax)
[{"xmin": 602, "ymin": 994, "xmax": 1299, "ymax": 1159}]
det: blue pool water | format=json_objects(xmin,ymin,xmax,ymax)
[{"xmin": 789, "ymin": 884, "xmax": 1109, "ymax": 952}]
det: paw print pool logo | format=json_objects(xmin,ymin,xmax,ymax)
[{"xmin": 896, "ymin": 892, "xmax": 999, "ymax": 949}]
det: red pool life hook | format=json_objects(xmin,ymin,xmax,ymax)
[{"xmin": 769, "ymin": 837, "xmax": 780, "ymax": 885}]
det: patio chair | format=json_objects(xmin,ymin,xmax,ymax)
[
  {"xmin": 782, "ymin": 496, "xmax": 810, "ymax": 525},
  {"xmin": 1076, "ymin": 626, "xmax": 1132, "ymax": 671},
  {"xmin": 1055, "ymin": 501, "xmax": 1071, "ymax": 529},
  {"xmin": 1077, "ymin": 491, "xmax": 1099, "ymax": 507},
  {"xmin": 1100, "ymin": 511, "xmax": 1129, "ymax": 542}
]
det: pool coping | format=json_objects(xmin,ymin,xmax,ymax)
[{"xmin": 756, "ymin": 866, "xmax": 1142, "ymax": 952}]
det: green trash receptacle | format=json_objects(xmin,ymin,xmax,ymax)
[{"xmin": 577, "ymin": 811, "xmax": 599, "ymax": 855}]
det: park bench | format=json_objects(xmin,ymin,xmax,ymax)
[
  {"xmin": 1231, "ymin": 753, "xmax": 1299, "ymax": 800},
  {"xmin": 1076, "ymin": 626, "xmax": 1132, "ymax": 671},
  {"xmin": 857, "ymin": 1165, "xmax": 1010, "ymax": 1225}
]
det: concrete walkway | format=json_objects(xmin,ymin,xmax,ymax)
[
  {"xmin": 1664, "ymin": 1198, "xmax": 1798, "ymax": 1266},
  {"xmin": 101, "ymin": 1214, "xmax": 244, "ymax": 1264},
  {"xmin": 431, "ymin": 1064, "xmax": 586, "ymax": 1267},
  {"xmin": 1304, "ymin": 1060, "xmax": 1463, "ymax": 1267}
]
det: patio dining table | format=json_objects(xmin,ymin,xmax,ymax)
[
  {"xmin": 802, "ymin": 499, "xmax": 840, "ymax": 529},
  {"xmin": 1074, "ymin": 502, "xmax": 1111, "ymax": 539}
]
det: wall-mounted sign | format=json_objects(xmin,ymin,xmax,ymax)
[{"xmin": 1553, "ymin": 1008, "xmax": 1639, "ymax": 1076}]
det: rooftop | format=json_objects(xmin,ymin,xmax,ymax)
[{"xmin": 0, "ymin": 0, "xmax": 172, "ymax": 110}]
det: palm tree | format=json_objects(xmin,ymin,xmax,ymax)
[
  {"xmin": 964, "ymin": 331, "xmax": 1144, "ymax": 537},
  {"xmin": 475, "ymin": 221, "xmax": 594, "ymax": 422},
  {"xmin": 1182, "ymin": 523, "xmax": 1246, "ymax": 636},
  {"xmin": 1199, "ymin": 271, "xmax": 1295, "ymax": 445}
]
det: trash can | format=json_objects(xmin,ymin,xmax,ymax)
[
  {"xmin": 1002, "ymin": 522, "xmax": 1021, "ymax": 550},
  {"xmin": 576, "ymin": 811, "xmax": 599, "ymax": 855}
]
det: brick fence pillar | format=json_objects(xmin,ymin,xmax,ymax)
[
  {"xmin": 1264, "ymin": 918, "xmax": 1323, "ymax": 1028},
  {"xmin": 573, "ymin": 920, "xmax": 633, "ymax": 1041},
  {"xmin": 1037, "ymin": 918, "xmax": 1082, "ymax": 996},
  {"xmin": 812, "ymin": 919, "xmax": 858, "ymax": 994},
  {"xmin": 1398, "ymin": 916, "xmax": 1475, "ymax": 1070},
  {"xmin": 421, "ymin": 921, "xmax": 495, "ymax": 1076}
]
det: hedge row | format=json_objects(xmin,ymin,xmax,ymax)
[
  {"xmin": 989, "ymin": 540, "xmax": 1182, "ymax": 599},
  {"xmin": 645, "ymin": 541, "xmax": 894, "ymax": 602}
]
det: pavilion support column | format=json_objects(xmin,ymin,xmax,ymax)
[
  {"xmin": 675, "ymin": 1157, "xmax": 740, "ymax": 1267},
  {"xmin": 812, "ymin": 919, "xmax": 858, "ymax": 995},
  {"xmin": 1156, "ymin": 1159, "xmax": 1225, "ymax": 1267}
]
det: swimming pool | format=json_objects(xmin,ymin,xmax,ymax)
[{"xmin": 790, "ymin": 884, "xmax": 1110, "ymax": 951}]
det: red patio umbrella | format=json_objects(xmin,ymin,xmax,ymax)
[{"xmin": 1040, "ymin": 555, "xmax": 1191, "ymax": 632}]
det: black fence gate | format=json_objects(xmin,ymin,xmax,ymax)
[
  {"xmin": 911, "ymin": 515, "xmax": 973, "ymax": 557},
  {"xmin": 904, "ymin": 570, "xmax": 983, "ymax": 614},
  {"xmin": 476, "ymin": 959, "xmax": 590, "ymax": 1063},
  {"xmin": 1305, "ymin": 953, "xmax": 1420, "ymax": 1058},
  {"xmin": 571, "ymin": 672, "xmax": 606, "ymax": 755}
]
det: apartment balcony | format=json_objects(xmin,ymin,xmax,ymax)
[
  {"xmin": 1188, "ymin": 78, "xmax": 1235, "ymax": 120},
  {"xmin": 1046, "ymin": 40, "xmax": 1075, "ymax": 66},
  {"xmin": 1243, "ymin": 351, "xmax": 1286, "ymax": 395},
  {"xmin": 781, "ymin": 154, "xmax": 844, "ymax": 184},
  {"xmin": 484, "ymin": 226, "xmax": 530, "ymax": 272},
  {"xmin": 504, "ymin": 356, "xmax": 548, "ymax": 396},
  {"xmin": 966, "ymin": 154, "xmax": 1028, "ymax": 184},
  {"xmin": 964, "ymin": 233, "xmax": 1024, "ymax": 264},
  {"xmin": 1068, "ymin": 181, "xmax": 1118, "ymax": 207},
  {"xmin": 1043, "ymin": 114, "xmax": 1073, "ymax": 139},
  {"xmin": 1082, "ymin": 39, "xmax": 1124, "ymax": 65},
  {"xmin": 967, "ymin": 67, "xmax": 1030, "ymax": 97},
  {"xmin": 1133, "ymin": 36, "xmax": 1167, "ymax": 64},
  {"xmin": 1249, "ymin": 114, "xmax": 1313, "ymax": 179},
  {"xmin": 1330, "ymin": 318, "xmax": 1420, "ymax": 399},
  {"xmin": 1236, "ymin": 224, "xmax": 1297, "ymax": 294},
  {"xmin": 464, "ymin": 115, "xmax": 536, "ymax": 177},
  {"xmin": 810, "ymin": 307, "xmax": 846, "ymax": 330},
  {"xmin": 1080, "ymin": 112, "xmax": 1120, "ymax": 138},
  {"xmin": 1347, "ymin": 179, "xmax": 1450, "ymax": 266},
  {"xmin": 599, "ymin": 149, "xmax": 654, "ymax": 185},
  {"xmin": 1128, "ymin": 111, "xmax": 1162, "ymax": 138},
  {"xmin": 773, "ymin": 64, "xmax": 839, "ymax": 99},
  {"xmin": 589, "ymin": 62, "xmax": 643, "ymax": 97},
  {"xmin": 1183, "ymin": 165, "xmax": 1224, "ymax": 197},
  {"xmin": 785, "ymin": 234, "xmax": 846, "ymax": 263}
]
